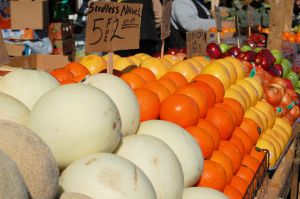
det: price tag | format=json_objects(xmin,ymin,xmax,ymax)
[
  {"xmin": 85, "ymin": 2, "xmax": 143, "ymax": 53},
  {"xmin": 161, "ymin": 0, "xmax": 172, "ymax": 40},
  {"xmin": 247, "ymin": 6, "xmax": 254, "ymax": 27},
  {"xmin": 186, "ymin": 30, "xmax": 206, "ymax": 58},
  {"xmin": 0, "ymin": 30, "xmax": 9, "ymax": 65},
  {"xmin": 215, "ymin": 6, "xmax": 222, "ymax": 32}
]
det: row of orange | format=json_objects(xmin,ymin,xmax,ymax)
[{"xmin": 119, "ymin": 67, "xmax": 266, "ymax": 199}]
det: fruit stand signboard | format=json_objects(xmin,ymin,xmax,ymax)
[
  {"xmin": 0, "ymin": 30, "xmax": 9, "ymax": 65},
  {"xmin": 161, "ymin": 0, "xmax": 172, "ymax": 40},
  {"xmin": 186, "ymin": 30, "xmax": 206, "ymax": 58},
  {"xmin": 85, "ymin": 2, "xmax": 143, "ymax": 53}
]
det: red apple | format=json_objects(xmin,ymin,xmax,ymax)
[
  {"xmin": 206, "ymin": 43, "xmax": 222, "ymax": 59},
  {"xmin": 228, "ymin": 46, "xmax": 241, "ymax": 57}
]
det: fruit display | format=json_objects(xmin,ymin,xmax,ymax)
[{"xmin": 0, "ymin": 41, "xmax": 297, "ymax": 199}]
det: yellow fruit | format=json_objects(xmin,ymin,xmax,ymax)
[
  {"xmin": 128, "ymin": 56, "xmax": 143, "ymax": 66},
  {"xmin": 224, "ymin": 57, "xmax": 245, "ymax": 80},
  {"xmin": 102, "ymin": 53, "xmax": 120, "ymax": 62},
  {"xmin": 193, "ymin": 56, "xmax": 210, "ymax": 66},
  {"xmin": 200, "ymin": 62, "xmax": 231, "ymax": 89},
  {"xmin": 224, "ymin": 88, "xmax": 247, "ymax": 111},
  {"xmin": 141, "ymin": 58, "xmax": 169, "ymax": 79},
  {"xmin": 275, "ymin": 118, "xmax": 292, "ymax": 137},
  {"xmin": 113, "ymin": 57, "xmax": 136, "ymax": 71},
  {"xmin": 261, "ymin": 133, "xmax": 282, "ymax": 159},
  {"xmin": 266, "ymin": 129, "xmax": 285, "ymax": 152},
  {"xmin": 135, "ymin": 53, "xmax": 150, "ymax": 59},
  {"xmin": 214, "ymin": 59, "xmax": 237, "ymax": 84},
  {"xmin": 186, "ymin": 59, "xmax": 204, "ymax": 72},
  {"xmin": 255, "ymin": 101, "xmax": 276, "ymax": 128},
  {"xmin": 244, "ymin": 77, "xmax": 264, "ymax": 100},
  {"xmin": 171, "ymin": 60, "xmax": 199, "ymax": 82},
  {"xmin": 79, "ymin": 55, "xmax": 107, "ymax": 75},
  {"xmin": 244, "ymin": 109, "xmax": 265, "ymax": 132},
  {"xmin": 272, "ymin": 124, "xmax": 289, "ymax": 144},
  {"xmin": 162, "ymin": 59, "xmax": 173, "ymax": 70},
  {"xmin": 256, "ymin": 138, "xmax": 277, "ymax": 167},
  {"xmin": 163, "ymin": 55, "xmax": 181, "ymax": 65},
  {"xmin": 250, "ymin": 107, "xmax": 268, "ymax": 132},
  {"xmin": 236, "ymin": 79, "xmax": 258, "ymax": 106},
  {"xmin": 230, "ymin": 84, "xmax": 251, "ymax": 109}
]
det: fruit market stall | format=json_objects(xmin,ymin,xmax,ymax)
[{"xmin": 0, "ymin": 1, "xmax": 300, "ymax": 199}]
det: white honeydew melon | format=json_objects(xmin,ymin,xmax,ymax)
[
  {"xmin": 59, "ymin": 153, "xmax": 157, "ymax": 199},
  {"xmin": 0, "ymin": 69, "xmax": 59, "ymax": 110},
  {"xmin": 28, "ymin": 84, "xmax": 122, "ymax": 168},
  {"xmin": 60, "ymin": 192, "xmax": 92, "ymax": 199},
  {"xmin": 115, "ymin": 135, "xmax": 184, "ymax": 199},
  {"xmin": 84, "ymin": 74, "xmax": 140, "ymax": 136},
  {"xmin": 136, "ymin": 120, "xmax": 203, "ymax": 187},
  {"xmin": 0, "ymin": 149, "xmax": 29, "ymax": 199},
  {"xmin": 0, "ymin": 92, "xmax": 30, "ymax": 125},
  {"xmin": 182, "ymin": 187, "xmax": 229, "ymax": 199}
]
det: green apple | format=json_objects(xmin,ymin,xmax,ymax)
[
  {"xmin": 295, "ymin": 88, "xmax": 300, "ymax": 95},
  {"xmin": 254, "ymin": 47, "xmax": 263, "ymax": 53},
  {"xmin": 241, "ymin": 45, "xmax": 252, "ymax": 52},
  {"xmin": 271, "ymin": 50, "xmax": 283, "ymax": 64},
  {"xmin": 286, "ymin": 71, "xmax": 299, "ymax": 88},
  {"xmin": 281, "ymin": 58, "xmax": 292, "ymax": 78},
  {"xmin": 297, "ymin": 80, "xmax": 300, "ymax": 89},
  {"xmin": 219, "ymin": 43, "xmax": 230, "ymax": 53}
]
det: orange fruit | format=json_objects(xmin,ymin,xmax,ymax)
[
  {"xmin": 215, "ymin": 103, "xmax": 238, "ymax": 127},
  {"xmin": 197, "ymin": 119, "xmax": 221, "ymax": 150},
  {"xmin": 158, "ymin": 78, "xmax": 177, "ymax": 93},
  {"xmin": 236, "ymin": 165, "xmax": 255, "ymax": 185},
  {"xmin": 134, "ymin": 88, "xmax": 161, "ymax": 122},
  {"xmin": 197, "ymin": 160, "xmax": 227, "ymax": 191},
  {"xmin": 219, "ymin": 141, "xmax": 242, "ymax": 174},
  {"xmin": 160, "ymin": 94, "xmax": 199, "ymax": 128},
  {"xmin": 210, "ymin": 150, "xmax": 234, "ymax": 184},
  {"xmin": 60, "ymin": 79, "xmax": 77, "ymax": 85},
  {"xmin": 206, "ymin": 107, "xmax": 235, "ymax": 140},
  {"xmin": 240, "ymin": 118, "xmax": 261, "ymax": 144},
  {"xmin": 121, "ymin": 72, "xmax": 146, "ymax": 89},
  {"xmin": 188, "ymin": 81, "xmax": 216, "ymax": 108},
  {"xmin": 160, "ymin": 72, "xmax": 188, "ymax": 88},
  {"xmin": 233, "ymin": 127, "xmax": 254, "ymax": 154},
  {"xmin": 51, "ymin": 68, "xmax": 74, "ymax": 82},
  {"xmin": 144, "ymin": 81, "xmax": 171, "ymax": 102},
  {"xmin": 223, "ymin": 98, "xmax": 245, "ymax": 126},
  {"xmin": 175, "ymin": 86, "xmax": 208, "ymax": 118},
  {"xmin": 242, "ymin": 154, "xmax": 260, "ymax": 172},
  {"xmin": 250, "ymin": 147, "xmax": 266, "ymax": 163},
  {"xmin": 230, "ymin": 175, "xmax": 249, "ymax": 196},
  {"xmin": 64, "ymin": 62, "xmax": 90, "ymax": 82},
  {"xmin": 193, "ymin": 74, "xmax": 225, "ymax": 103},
  {"xmin": 185, "ymin": 126, "xmax": 214, "ymax": 159},
  {"xmin": 230, "ymin": 135, "xmax": 245, "ymax": 157},
  {"xmin": 224, "ymin": 185, "xmax": 243, "ymax": 199},
  {"xmin": 131, "ymin": 67, "xmax": 157, "ymax": 83}
]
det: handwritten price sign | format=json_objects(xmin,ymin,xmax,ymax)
[
  {"xmin": 186, "ymin": 30, "xmax": 206, "ymax": 58},
  {"xmin": 85, "ymin": 2, "xmax": 143, "ymax": 53},
  {"xmin": 161, "ymin": 0, "xmax": 172, "ymax": 40}
]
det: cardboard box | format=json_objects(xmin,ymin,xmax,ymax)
[
  {"xmin": 49, "ymin": 22, "xmax": 73, "ymax": 40},
  {"xmin": 8, "ymin": 54, "xmax": 69, "ymax": 72},
  {"xmin": 5, "ymin": 43, "xmax": 24, "ymax": 56},
  {"xmin": 10, "ymin": 0, "xmax": 49, "ymax": 30},
  {"xmin": 53, "ymin": 38, "xmax": 74, "ymax": 55}
]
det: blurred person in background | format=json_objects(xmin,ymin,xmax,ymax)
[{"xmin": 169, "ymin": 0, "xmax": 216, "ymax": 48}]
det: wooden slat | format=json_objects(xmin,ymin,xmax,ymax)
[
  {"xmin": 283, "ymin": 0, "xmax": 294, "ymax": 32},
  {"xmin": 267, "ymin": 0, "xmax": 286, "ymax": 50},
  {"xmin": 290, "ymin": 136, "xmax": 300, "ymax": 199}
]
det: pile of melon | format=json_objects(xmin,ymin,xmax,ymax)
[
  {"xmin": 0, "ymin": 52, "xmax": 294, "ymax": 199},
  {"xmin": 0, "ymin": 68, "xmax": 231, "ymax": 199}
]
